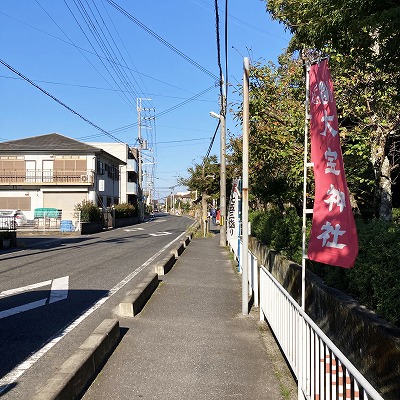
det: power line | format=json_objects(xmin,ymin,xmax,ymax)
[
  {"xmin": 1, "ymin": 10, "xmax": 207, "ymax": 96},
  {"xmin": 35, "ymin": 0, "xmax": 136, "ymax": 110},
  {"xmin": 214, "ymin": 0, "xmax": 224, "ymax": 112},
  {"xmin": 98, "ymin": 84, "xmax": 218, "ymax": 135},
  {"xmin": 187, "ymin": 0, "xmax": 288, "ymax": 41},
  {"xmin": 0, "ymin": 74, "xmax": 215, "ymax": 100},
  {"xmin": 104, "ymin": 0, "xmax": 219, "ymax": 81},
  {"xmin": 204, "ymin": 120, "xmax": 220, "ymax": 162},
  {"xmin": 155, "ymin": 85, "xmax": 217, "ymax": 119},
  {"xmin": 99, "ymin": 0, "xmax": 150, "ymax": 96},
  {"xmin": 157, "ymin": 137, "xmax": 210, "ymax": 144},
  {"xmin": 65, "ymin": 0, "xmax": 136, "ymax": 109},
  {"xmin": 224, "ymin": 0, "xmax": 229, "ymax": 100},
  {"xmin": 0, "ymin": 58, "xmax": 124, "ymax": 144}
]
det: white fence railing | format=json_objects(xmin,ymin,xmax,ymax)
[
  {"xmin": 17, "ymin": 211, "xmax": 81, "ymax": 232},
  {"xmin": 232, "ymin": 238, "xmax": 259, "ymax": 307},
  {"xmin": 228, "ymin": 239, "xmax": 384, "ymax": 400}
]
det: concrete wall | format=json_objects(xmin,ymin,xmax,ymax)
[{"xmin": 249, "ymin": 236, "xmax": 400, "ymax": 400}]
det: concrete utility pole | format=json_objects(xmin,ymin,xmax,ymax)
[
  {"xmin": 210, "ymin": 75, "xmax": 227, "ymax": 247},
  {"xmin": 136, "ymin": 98, "xmax": 151, "ymax": 221},
  {"xmin": 242, "ymin": 58, "xmax": 250, "ymax": 316}
]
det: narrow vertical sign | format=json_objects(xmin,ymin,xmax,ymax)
[
  {"xmin": 227, "ymin": 178, "xmax": 240, "ymax": 250},
  {"xmin": 307, "ymin": 59, "xmax": 358, "ymax": 268}
]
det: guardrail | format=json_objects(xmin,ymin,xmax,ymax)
[{"xmin": 228, "ymin": 238, "xmax": 384, "ymax": 400}]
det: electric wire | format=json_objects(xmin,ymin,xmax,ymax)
[
  {"xmin": 203, "ymin": 120, "xmax": 220, "ymax": 164},
  {"xmin": 0, "ymin": 58, "xmax": 124, "ymax": 144},
  {"xmin": 84, "ymin": 0, "xmax": 141, "ymax": 99},
  {"xmin": 70, "ymin": 0, "xmax": 138, "ymax": 104},
  {"xmin": 104, "ymin": 0, "xmax": 219, "ymax": 81},
  {"xmin": 154, "ymin": 85, "xmax": 217, "ymax": 119},
  {"xmin": 198, "ymin": 0, "xmax": 225, "ymax": 168},
  {"xmin": 90, "ymin": 0, "xmax": 145, "ymax": 96},
  {"xmin": 214, "ymin": 0, "xmax": 224, "ymax": 114},
  {"xmin": 99, "ymin": 0, "xmax": 150, "ymax": 97},
  {"xmin": 35, "ymin": 0, "xmax": 135, "ymax": 110},
  {"xmin": 65, "ymin": 0, "xmax": 136, "ymax": 109},
  {"xmin": 224, "ymin": 0, "xmax": 229, "ymax": 100},
  {"xmin": 100, "ymin": 84, "xmax": 217, "ymax": 136},
  {"xmin": 1, "ymin": 10, "xmax": 210, "ymax": 96}
]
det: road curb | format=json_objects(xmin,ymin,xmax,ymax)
[
  {"xmin": 154, "ymin": 253, "xmax": 176, "ymax": 276},
  {"xmin": 33, "ymin": 228, "xmax": 199, "ymax": 399},
  {"xmin": 170, "ymin": 241, "xmax": 185, "ymax": 259},
  {"xmin": 32, "ymin": 319, "xmax": 120, "ymax": 400},
  {"xmin": 115, "ymin": 272, "xmax": 159, "ymax": 317}
]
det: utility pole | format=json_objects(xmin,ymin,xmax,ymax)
[
  {"xmin": 242, "ymin": 58, "xmax": 250, "ymax": 315},
  {"xmin": 210, "ymin": 76, "xmax": 227, "ymax": 247},
  {"xmin": 136, "ymin": 98, "xmax": 152, "ymax": 221},
  {"xmin": 220, "ymin": 76, "xmax": 227, "ymax": 247}
]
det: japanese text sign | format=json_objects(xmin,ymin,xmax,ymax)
[{"xmin": 307, "ymin": 60, "xmax": 358, "ymax": 268}]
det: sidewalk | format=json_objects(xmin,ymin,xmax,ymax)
[{"xmin": 82, "ymin": 231, "xmax": 288, "ymax": 400}]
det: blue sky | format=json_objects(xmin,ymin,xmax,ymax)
[{"xmin": 0, "ymin": 0, "xmax": 291, "ymax": 200}]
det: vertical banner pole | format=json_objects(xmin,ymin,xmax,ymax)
[
  {"xmin": 298, "ymin": 63, "xmax": 311, "ymax": 400},
  {"xmin": 302, "ymin": 64, "xmax": 311, "ymax": 310},
  {"xmin": 242, "ymin": 57, "xmax": 250, "ymax": 316}
]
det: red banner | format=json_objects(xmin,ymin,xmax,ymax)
[{"xmin": 307, "ymin": 59, "xmax": 358, "ymax": 268}]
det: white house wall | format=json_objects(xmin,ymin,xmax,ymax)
[{"xmin": 88, "ymin": 142, "xmax": 129, "ymax": 203}]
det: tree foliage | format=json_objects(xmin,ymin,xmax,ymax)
[
  {"xmin": 262, "ymin": 0, "xmax": 400, "ymax": 220},
  {"xmin": 266, "ymin": 0, "xmax": 400, "ymax": 79},
  {"xmin": 230, "ymin": 53, "xmax": 306, "ymax": 213},
  {"xmin": 178, "ymin": 155, "xmax": 220, "ymax": 201}
]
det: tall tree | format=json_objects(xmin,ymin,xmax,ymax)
[
  {"xmin": 265, "ymin": 0, "xmax": 400, "ymax": 220},
  {"xmin": 230, "ymin": 52, "xmax": 306, "ymax": 213}
]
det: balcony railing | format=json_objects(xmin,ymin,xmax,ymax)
[
  {"xmin": 0, "ymin": 170, "xmax": 94, "ymax": 185},
  {"xmin": 127, "ymin": 181, "xmax": 138, "ymax": 194},
  {"xmin": 127, "ymin": 159, "xmax": 138, "ymax": 172}
]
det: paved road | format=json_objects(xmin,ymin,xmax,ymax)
[{"xmin": 0, "ymin": 214, "xmax": 194, "ymax": 399}]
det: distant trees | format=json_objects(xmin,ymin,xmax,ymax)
[
  {"xmin": 179, "ymin": 155, "xmax": 220, "ymax": 201},
  {"xmin": 179, "ymin": 156, "xmax": 220, "ymax": 228},
  {"xmin": 263, "ymin": 0, "xmax": 400, "ymax": 221}
]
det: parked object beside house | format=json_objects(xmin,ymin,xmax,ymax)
[
  {"xmin": 60, "ymin": 220, "xmax": 75, "ymax": 232},
  {"xmin": 0, "ymin": 209, "xmax": 27, "ymax": 228}
]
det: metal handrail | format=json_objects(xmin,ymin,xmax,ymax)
[{"xmin": 260, "ymin": 265, "xmax": 384, "ymax": 400}]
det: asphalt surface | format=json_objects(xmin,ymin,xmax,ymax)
[
  {"xmin": 82, "ymin": 229, "xmax": 286, "ymax": 400},
  {"xmin": 0, "ymin": 215, "xmax": 195, "ymax": 399}
]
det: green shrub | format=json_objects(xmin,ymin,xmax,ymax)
[
  {"xmin": 114, "ymin": 203, "xmax": 137, "ymax": 219},
  {"xmin": 309, "ymin": 217, "xmax": 400, "ymax": 326},
  {"xmin": 249, "ymin": 206, "xmax": 302, "ymax": 263},
  {"xmin": 250, "ymin": 207, "xmax": 400, "ymax": 326},
  {"xmin": 74, "ymin": 200, "xmax": 102, "ymax": 223}
]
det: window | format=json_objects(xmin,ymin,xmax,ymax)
[{"xmin": 97, "ymin": 160, "xmax": 104, "ymax": 175}]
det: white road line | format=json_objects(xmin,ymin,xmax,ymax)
[
  {"xmin": 0, "ymin": 230, "xmax": 188, "ymax": 394},
  {"xmin": 49, "ymin": 276, "xmax": 69, "ymax": 304},
  {"xmin": 0, "ymin": 280, "xmax": 51, "ymax": 299},
  {"xmin": 0, "ymin": 299, "xmax": 47, "ymax": 320}
]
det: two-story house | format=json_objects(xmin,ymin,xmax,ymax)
[
  {"xmin": 0, "ymin": 133, "xmax": 126, "ymax": 221},
  {"xmin": 86, "ymin": 142, "xmax": 140, "ymax": 208}
]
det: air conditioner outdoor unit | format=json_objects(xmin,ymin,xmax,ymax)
[{"xmin": 80, "ymin": 174, "xmax": 89, "ymax": 183}]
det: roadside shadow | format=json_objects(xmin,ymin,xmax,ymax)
[{"xmin": 0, "ymin": 288, "xmax": 108, "ymax": 383}]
